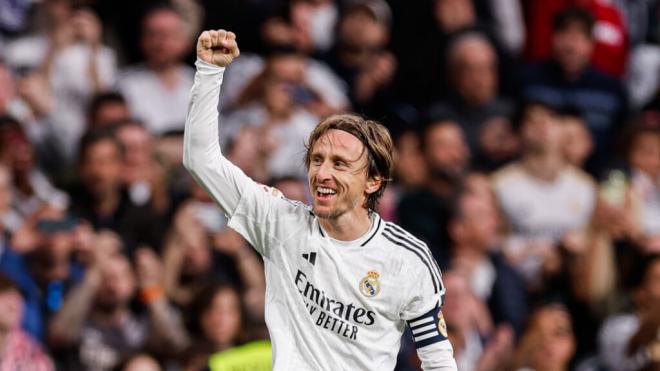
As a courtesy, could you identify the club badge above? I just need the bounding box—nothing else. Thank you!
[359,271,381,297]
[437,310,448,338]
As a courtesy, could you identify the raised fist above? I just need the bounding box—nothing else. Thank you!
[196,29,240,67]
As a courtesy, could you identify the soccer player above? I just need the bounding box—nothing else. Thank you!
[183,29,457,370]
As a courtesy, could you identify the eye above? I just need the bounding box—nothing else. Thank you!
[334,160,347,168]
[311,156,322,165]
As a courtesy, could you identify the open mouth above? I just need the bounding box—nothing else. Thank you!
[315,186,337,201]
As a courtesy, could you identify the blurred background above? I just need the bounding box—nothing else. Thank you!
[0,0,659,370]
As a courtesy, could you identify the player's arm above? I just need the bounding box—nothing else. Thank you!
[183,30,305,255]
[183,29,245,216]
[401,256,457,370]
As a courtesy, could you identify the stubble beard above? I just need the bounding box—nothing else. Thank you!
[313,193,361,221]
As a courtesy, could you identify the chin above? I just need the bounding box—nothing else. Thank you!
[313,205,343,220]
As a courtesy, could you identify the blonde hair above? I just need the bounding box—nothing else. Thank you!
[305,114,394,210]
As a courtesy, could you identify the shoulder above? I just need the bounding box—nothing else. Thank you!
[491,162,525,188]
[179,64,195,79]
[598,313,639,344]
[381,222,438,270]
[564,166,597,191]
[117,65,151,86]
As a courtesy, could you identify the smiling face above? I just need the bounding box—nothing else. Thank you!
[308,129,380,220]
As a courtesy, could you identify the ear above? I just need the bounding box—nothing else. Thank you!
[365,177,382,195]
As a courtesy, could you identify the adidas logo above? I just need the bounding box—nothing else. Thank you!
[302,252,317,265]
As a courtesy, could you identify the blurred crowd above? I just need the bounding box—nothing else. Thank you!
[0,0,659,370]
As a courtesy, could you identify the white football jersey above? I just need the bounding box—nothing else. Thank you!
[183,59,456,370]
[492,163,596,242]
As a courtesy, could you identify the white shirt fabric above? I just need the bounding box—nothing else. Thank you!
[6,37,118,161]
[50,43,117,160]
[598,313,641,371]
[492,163,596,284]
[493,163,596,241]
[117,64,194,134]
[630,170,660,236]
[183,59,456,371]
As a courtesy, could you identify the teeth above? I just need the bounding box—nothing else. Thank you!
[317,187,336,195]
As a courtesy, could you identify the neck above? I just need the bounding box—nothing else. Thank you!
[149,62,181,89]
[91,306,129,326]
[522,150,565,182]
[96,191,120,217]
[452,244,488,270]
[319,208,373,241]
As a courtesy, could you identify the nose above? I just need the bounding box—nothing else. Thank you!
[314,160,333,182]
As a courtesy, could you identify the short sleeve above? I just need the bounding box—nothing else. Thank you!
[400,253,447,349]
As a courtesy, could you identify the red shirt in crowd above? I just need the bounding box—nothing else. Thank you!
[525,0,629,78]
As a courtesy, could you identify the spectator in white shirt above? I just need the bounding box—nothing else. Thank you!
[492,101,597,287]
[117,5,194,134]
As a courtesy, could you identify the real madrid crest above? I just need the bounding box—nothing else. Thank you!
[437,310,448,338]
[359,271,381,297]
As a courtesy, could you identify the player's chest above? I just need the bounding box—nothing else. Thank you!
[281,238,406,321]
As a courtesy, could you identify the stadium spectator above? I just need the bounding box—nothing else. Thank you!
[393,130,428,191]
[519,7,628,174]
[223,50,321,180]
[560,108,594,169]
[69,128,164,254]
[117,5,193,134]
[49,248,188,371]
[87,92,131,128]
[0,273,54,371]
[392,0,500,108]
[261,0,338,55]
[513,303,576,371]
[0,116,69,227]
[183,283,248,371]
[323,0,396,118]
[114,120,170,213]
[598,254,660,371]
[492,102,597,289]
[6,2,117,162]
[525,0,629,78]
[397,119,469,266]
[0,211,86,342]
[448,188,528,335]
[162,196,265,320]
[625,123,660,252]
[441,270,515,371]
[428,33,514,157]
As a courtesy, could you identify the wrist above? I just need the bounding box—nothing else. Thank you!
[195,58,226,74]
[140,284,164,305]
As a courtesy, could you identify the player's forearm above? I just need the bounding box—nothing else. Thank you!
[183,58,245,215]
[183,58,225,170]
[417,341,458,371]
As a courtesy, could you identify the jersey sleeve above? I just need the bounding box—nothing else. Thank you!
[400,261,455,369]
[399,244,448,349]
[183,58,308,257]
